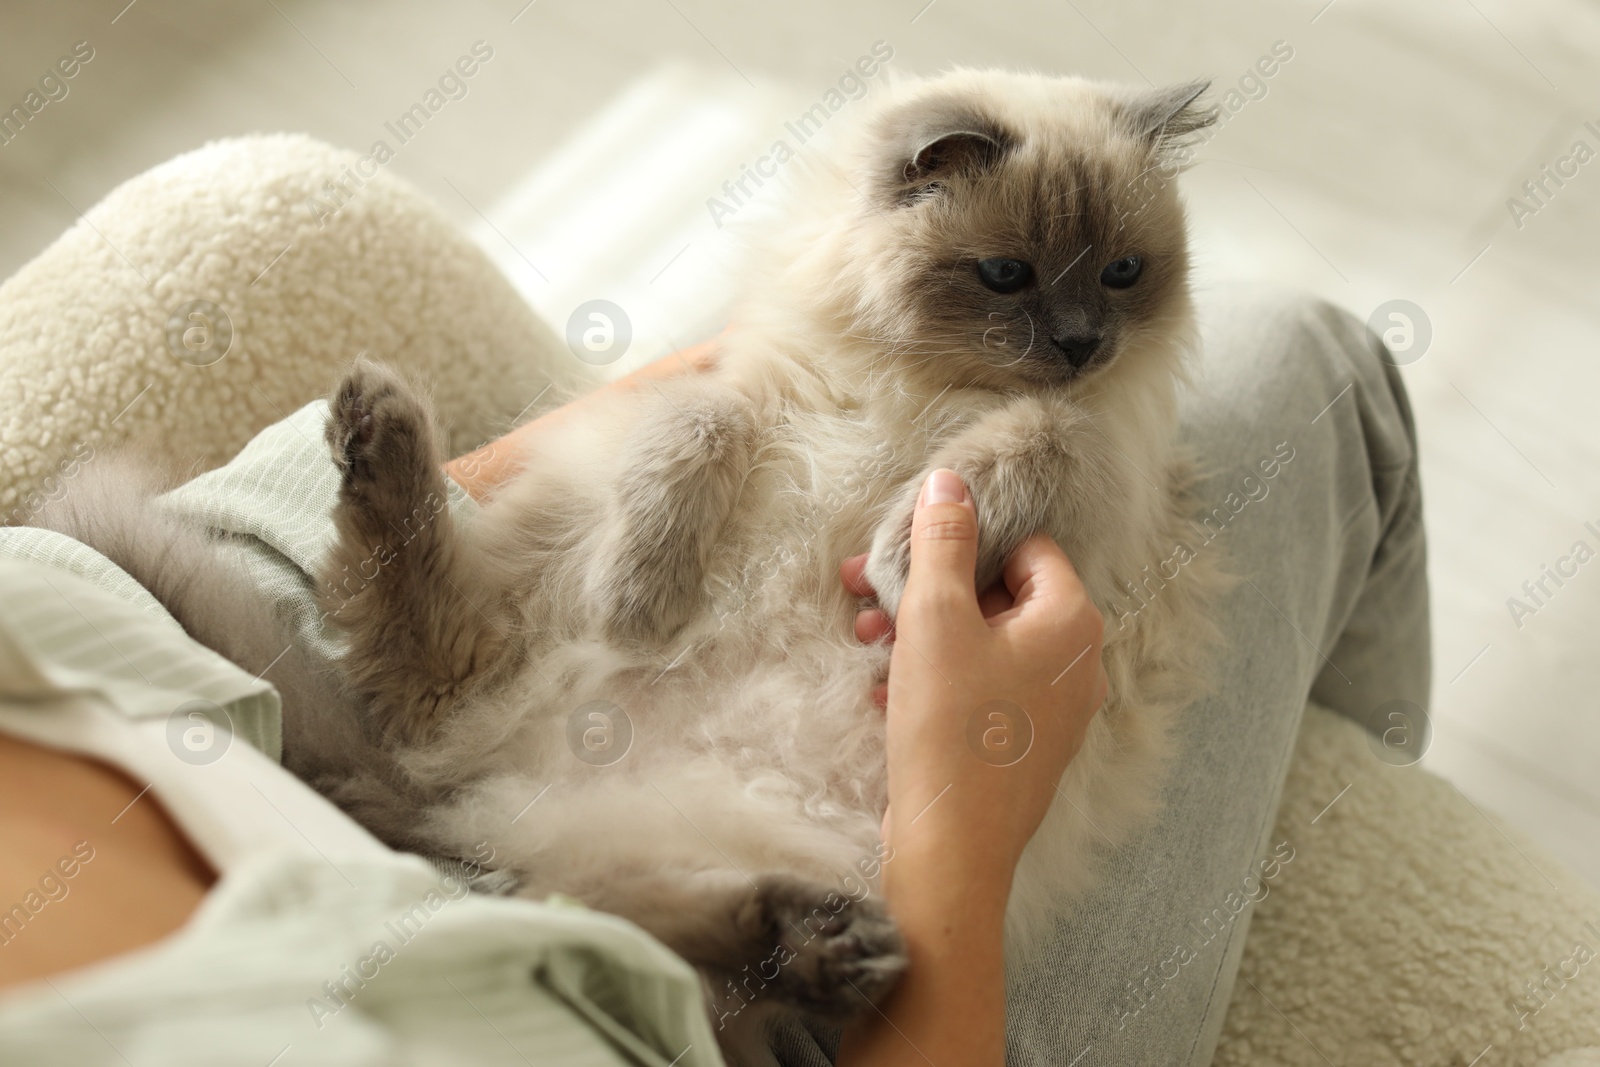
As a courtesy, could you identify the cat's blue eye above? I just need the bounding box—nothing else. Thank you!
[1100,256,1143,289]
[976,257,1034,294]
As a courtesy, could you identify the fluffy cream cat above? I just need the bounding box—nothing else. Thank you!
[40,68,1222,1063]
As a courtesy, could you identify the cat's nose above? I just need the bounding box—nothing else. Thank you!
[1053,333,1101,368]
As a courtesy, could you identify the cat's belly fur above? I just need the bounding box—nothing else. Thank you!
[444,548,894,866]
[421,489,1194,952]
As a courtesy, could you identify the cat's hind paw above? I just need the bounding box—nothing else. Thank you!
[738,874,906,1022]
[326,358,438,491]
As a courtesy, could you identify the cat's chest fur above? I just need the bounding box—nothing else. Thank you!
[692,379,996,647]
[513,377,1007,789]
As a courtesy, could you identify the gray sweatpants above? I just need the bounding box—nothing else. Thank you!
[774,285,1432,1066]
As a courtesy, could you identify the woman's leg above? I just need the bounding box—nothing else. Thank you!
[1002,284,1430,1066]
[770,284,1431,1065]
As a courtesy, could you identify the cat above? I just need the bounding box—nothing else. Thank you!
[35,68,1223,1062]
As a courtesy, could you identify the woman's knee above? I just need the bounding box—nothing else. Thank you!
[1191,284,1418,476]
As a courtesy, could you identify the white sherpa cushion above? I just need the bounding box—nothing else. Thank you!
[1216,704,1600,1066]
[0,134,593,522]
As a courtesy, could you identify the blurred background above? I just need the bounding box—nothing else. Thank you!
[1,0,1595,887]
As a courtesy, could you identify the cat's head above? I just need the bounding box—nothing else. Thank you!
[822,70,1213,391]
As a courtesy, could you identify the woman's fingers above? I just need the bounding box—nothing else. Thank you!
[1000,533,1085,612]
[853,589,1008,643]
[901,469,983,630]
[845,554,893,644]
[839,554,875,597]
[989,535,1106,694]
[976,582,1015,619]
[855,608,893,644]
[845,553,1009,622]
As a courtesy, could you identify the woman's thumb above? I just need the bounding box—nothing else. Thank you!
[904,469,982,619]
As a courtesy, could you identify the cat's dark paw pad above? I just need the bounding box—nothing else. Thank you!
[326,360,432,487]
[744,875,906,1020]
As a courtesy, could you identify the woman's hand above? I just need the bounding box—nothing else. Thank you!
[844,468,1107,876]
[838,468,1107,1067]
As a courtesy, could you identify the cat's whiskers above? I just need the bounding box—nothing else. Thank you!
[898,341,980,374]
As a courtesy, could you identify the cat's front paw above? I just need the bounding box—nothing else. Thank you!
[861,505,914,619]
[737,874,906,1021]
[863,461,1040,618]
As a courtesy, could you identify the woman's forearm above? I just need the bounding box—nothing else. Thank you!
[838,844,1011,1066]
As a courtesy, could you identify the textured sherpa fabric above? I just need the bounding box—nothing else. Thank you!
[1216,705,1600,1067]
[0,133,594,525]
[1,136,1596,1066]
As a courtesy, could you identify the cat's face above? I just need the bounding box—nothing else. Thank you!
[840,72,1213,392]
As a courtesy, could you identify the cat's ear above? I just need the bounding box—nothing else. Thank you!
[874,99,1013,204]
[905,129,1004,185]
[1116,80,1215,161]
